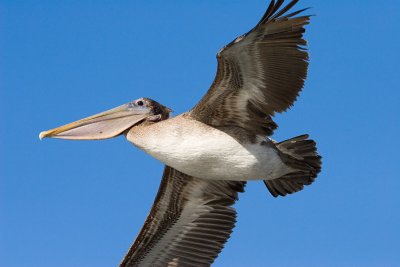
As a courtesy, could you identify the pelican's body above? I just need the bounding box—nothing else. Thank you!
[40,1,322,266]
[128,114,290,180]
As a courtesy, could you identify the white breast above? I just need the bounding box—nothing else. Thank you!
[127,117,289,181]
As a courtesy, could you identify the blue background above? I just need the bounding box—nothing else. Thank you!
[1,1,399,266]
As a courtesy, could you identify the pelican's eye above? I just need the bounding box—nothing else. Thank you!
[136,100,144,106]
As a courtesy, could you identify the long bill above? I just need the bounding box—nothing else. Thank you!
[39,103,151,140]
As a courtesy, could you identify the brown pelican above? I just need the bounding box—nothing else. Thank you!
[40,0,321,266]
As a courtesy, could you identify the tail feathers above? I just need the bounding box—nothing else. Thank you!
[264,134,322,197]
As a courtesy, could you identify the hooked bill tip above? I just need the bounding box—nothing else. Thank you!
[39,131,47,140]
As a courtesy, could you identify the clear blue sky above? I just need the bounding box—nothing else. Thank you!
[1,1,400,266]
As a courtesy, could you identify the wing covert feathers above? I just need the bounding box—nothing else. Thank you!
[120,166,245,267]
[191,0,310,136]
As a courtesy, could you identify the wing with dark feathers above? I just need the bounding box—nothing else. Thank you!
[120,166,246,267]
[191,0,310,136]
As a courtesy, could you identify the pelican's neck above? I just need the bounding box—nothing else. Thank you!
[126,117,174,150]
[126,115,197,160]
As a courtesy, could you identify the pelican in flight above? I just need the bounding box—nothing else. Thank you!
[40,0,321,266]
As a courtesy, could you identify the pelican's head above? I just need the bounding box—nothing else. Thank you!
[39,98,172,140]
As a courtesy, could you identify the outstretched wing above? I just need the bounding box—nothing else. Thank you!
[120,166,246,267]
[191,0,310,136]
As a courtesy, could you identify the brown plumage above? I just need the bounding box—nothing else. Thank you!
[191,0,310,137]
[120,166,245,267]
[265,134,321,197]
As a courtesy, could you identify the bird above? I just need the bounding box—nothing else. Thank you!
[39,0,321,266]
